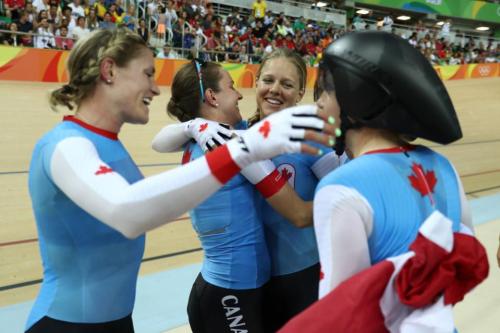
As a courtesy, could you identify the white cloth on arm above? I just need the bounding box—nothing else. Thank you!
[241,159,276,184]
[51,137,225,239]
[152,119,233,153]
[314,185,373,297]
[151,122,190,152]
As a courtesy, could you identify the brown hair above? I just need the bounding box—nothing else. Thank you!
[249,48,307,126]
[167,61,223,122]
[50,27,148,111]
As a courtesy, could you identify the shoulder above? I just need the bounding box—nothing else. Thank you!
[316,154,387,191]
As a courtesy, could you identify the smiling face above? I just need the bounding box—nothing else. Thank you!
[213,69,243,126]
[256,57,304,118]
[109,48,160,124]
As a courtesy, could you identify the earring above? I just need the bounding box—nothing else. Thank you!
[215,103,219,107]
[106,79,112,84]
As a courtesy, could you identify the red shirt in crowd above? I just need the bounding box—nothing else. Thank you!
[5,0,25,9]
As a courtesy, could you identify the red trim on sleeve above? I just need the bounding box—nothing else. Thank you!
[63,116,118,140]
[205,144,241,184]
[255,169,287,198]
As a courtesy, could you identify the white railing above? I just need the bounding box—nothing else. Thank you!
[210,0,347,27]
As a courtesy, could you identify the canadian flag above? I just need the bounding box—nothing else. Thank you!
[279,211,489,333]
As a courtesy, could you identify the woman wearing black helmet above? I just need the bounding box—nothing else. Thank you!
[282,31,489,331]
[312,30,475,293]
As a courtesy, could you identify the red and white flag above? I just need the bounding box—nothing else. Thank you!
[279,211,489,333]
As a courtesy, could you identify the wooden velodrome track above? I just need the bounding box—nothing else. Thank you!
[1,78,499,332]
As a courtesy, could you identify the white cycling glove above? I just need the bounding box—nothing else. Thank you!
[185,118,233,152]
[226,104,324,168]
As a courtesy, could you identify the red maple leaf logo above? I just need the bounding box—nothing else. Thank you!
[408,163,437,205]
[258,120,271,138]
[199,123,208,132]
[319,266,324,280]
[95,165,113,175]
[182,148,192,165]
[281,168,293,181]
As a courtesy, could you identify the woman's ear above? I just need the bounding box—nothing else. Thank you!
[204,88,219,107]
[99,57,115,84]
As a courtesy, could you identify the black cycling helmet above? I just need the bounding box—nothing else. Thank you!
[320,31,462,148]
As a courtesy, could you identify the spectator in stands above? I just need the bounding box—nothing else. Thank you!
[4,0,25,21]
[23,1,36,23]
[86,7,98,30]
[99,11,115,29]
[382,13,393,32]
[264,38,275,55]
[284,33,295,50]
[293,17,305,33]
[72,16,89,40]
[408,32,418,47]
[352,14,365,31]
[183,0,196,20]
[35,17,55,48]
[94,0,107,20]
[47,4,59,26]
[110,3,125,24]
[17,9,34,34]
[239,44,250,63]
[33,9,46,29]
[252,0,266,21]
[415,19,427,39]
[33,0,49,14]
[68,0,85,22]
[440,18,451,41]
[137,17,150,43]
[262,9,271,26]
[226,41,241,63]
[171,15,184,47]
[2,22,20,46]
[55,25,73,49]
[192,0,206,17]
[156,44,180,59]
[61,6,75,33]
[164,0,177,30]
[122,4,137,30]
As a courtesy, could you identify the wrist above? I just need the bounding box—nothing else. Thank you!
[225,137,254,169]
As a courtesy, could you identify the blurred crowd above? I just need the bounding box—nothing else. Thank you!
[0,0,498,65]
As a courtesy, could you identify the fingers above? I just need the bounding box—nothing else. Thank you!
[290,116,325,131]
[322,121,337,137]
[218,131,232,141]
[217,125,233,138]
[303,130,336,148]
[204,142,214,151]
[300,142,323,156]
[213,134,228,144]
[288,104,318,116]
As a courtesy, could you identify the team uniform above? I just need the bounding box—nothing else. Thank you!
[27,116,144,332]
[257,142,346,332]
[184,121,283,333]
[313,146,471,298]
